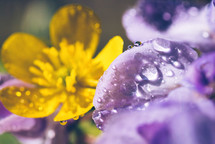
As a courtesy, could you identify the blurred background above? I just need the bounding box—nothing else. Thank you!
[0,0,137,54]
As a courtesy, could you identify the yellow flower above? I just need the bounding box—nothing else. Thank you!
[0,4,123,122]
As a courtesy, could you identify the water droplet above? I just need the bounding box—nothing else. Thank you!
[141,65,159,81]
[103,88,107,93]
[97,98,102,103]
[161,56,168,61]
[166,70,174,77]
[113,83,118,87]
[134,41,142,47]
[59,120,67,126]
[25,90,31,96]
[144,102,150,107]
[172,61,184,69]
[154,61,158,65]
[111,109,118,114]
[73,116,79,120]
[99,118,104,123]
[16,91,22,97]
[112,65,116,70]
[127,45,133,49]
[152,38,171,53]
[38,106,43,111]
[98,126,102,130]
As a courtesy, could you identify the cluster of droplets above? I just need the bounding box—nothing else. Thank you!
[5,86,46,113]
[93,38,198,129]
[127,41,143,50]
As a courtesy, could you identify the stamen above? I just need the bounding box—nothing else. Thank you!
[29,66,43,76]
[43,48,61,69]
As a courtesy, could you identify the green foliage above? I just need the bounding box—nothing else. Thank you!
[0,133,20,144]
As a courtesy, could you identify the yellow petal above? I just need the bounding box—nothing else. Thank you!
[0,86,61,118]
[94,36,124,70]
[50,4,101,56]
[54,88,95,121]
[1,33,47,83]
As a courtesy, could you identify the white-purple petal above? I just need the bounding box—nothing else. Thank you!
[184,52,215,95]
[96,88,215,144]
[122,1,215,53]
[93,38,197,129]
[0,115,35,134]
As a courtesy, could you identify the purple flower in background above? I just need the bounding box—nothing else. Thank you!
[96,87,215,144]
[93,38,198,129]
[185,52,215,96]
[122,0,215,53]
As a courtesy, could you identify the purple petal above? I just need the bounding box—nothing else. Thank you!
[0,101,11,119]
[96,88,215,144]
[93,38,197,129]
[185,52,215,95]
[208,0,215,31]
[122,1,215,53]
[0,115,35,134]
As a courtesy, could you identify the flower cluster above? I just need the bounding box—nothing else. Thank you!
[92,0,215,143]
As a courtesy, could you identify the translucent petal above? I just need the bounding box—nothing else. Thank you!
[0,86,61,118]
[1,33,47,83]
[94,36,124,70]
[50,4,101,56]
[54,88,95,121]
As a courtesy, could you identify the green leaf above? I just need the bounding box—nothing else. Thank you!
[78,120,101,137]
[0,133,20,144]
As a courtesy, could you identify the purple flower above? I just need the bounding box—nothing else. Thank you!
[93,38,198,129]
[122,0,215,53]
[96,87,215,144]
[184,52,215,95]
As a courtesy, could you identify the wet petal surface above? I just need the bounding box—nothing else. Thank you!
[93,38,198,129]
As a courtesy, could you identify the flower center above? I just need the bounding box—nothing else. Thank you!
[28,41,104,97]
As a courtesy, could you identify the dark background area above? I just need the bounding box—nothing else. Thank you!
[0,0,137,54]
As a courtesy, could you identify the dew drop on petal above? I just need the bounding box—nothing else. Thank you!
[134,41,142,47]
[97,98,102,103]
[166,70,174,77]
[16,91,22,97]
[152,38,171,53]
[59,120,67,126]
[73,116,79,120]
[128,45,133,49]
